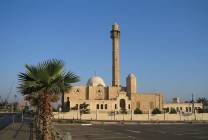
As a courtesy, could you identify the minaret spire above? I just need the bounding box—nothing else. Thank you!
[111,23,120,87]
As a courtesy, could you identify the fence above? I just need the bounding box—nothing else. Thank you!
[53,111,208,121]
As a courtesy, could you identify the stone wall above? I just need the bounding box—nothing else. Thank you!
[131,93,164,113]
[53,111,208,121]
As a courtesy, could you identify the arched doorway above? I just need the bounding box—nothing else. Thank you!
[120,99,126,110]
[66,97,70,111]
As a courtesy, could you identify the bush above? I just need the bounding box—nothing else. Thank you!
[134,108,143,114]
[203,108,208,113]
[163,108,169,113]
[71,104,78,110]
[52,107,58,112]
[197,108,208,113]
[120,108,127,114]
[152,108,161,114]
[169,108,177,114]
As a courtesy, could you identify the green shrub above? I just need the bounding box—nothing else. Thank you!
[197,108,208,113]
[134,108,143,114]
[163,108,169,113]
[169,108,177,114]
[120,108,127,114]
[152,108,161,114]
[71,104,78,110]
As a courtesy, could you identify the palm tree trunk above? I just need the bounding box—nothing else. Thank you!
[61,91,64,112]
[37,100,43,138]
[40,92,52,140]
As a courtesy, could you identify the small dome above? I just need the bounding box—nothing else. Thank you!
[128,73,136,78]
[87,76,106,87]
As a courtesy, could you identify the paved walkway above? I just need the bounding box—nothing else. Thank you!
[0,118,34,140]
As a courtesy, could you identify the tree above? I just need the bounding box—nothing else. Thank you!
[196,97,208,109]
[134,108,143,114]
[152,108,161,114]
[79,102,90,115]
[18,59,79,140]
[79,102,90,120]
[169,108,177,114]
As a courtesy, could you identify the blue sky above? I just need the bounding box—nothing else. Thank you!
[0,0,208,102]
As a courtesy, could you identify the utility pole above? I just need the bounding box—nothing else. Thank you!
[192,93,195,113]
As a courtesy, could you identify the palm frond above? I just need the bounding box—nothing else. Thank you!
[64,71,80,85]
[46,59,64,77]
[18,58,79,97]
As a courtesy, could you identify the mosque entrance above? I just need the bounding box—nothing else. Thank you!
[120,99,126,110]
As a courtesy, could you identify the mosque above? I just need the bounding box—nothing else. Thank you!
[64,23,164,114]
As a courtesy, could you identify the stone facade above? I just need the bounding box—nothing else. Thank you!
[64,23,164,114]
[164,98,202,113]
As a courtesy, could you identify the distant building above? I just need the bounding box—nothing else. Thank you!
[164,97,202,113]
[64,23,164,114]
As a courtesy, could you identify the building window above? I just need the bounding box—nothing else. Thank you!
[115,104,117,109]
[189,107,191,112]
[180,107,182,110]
[186,107,188,112]
[76,104,79,109]
[101,104,103,109]
[105,104,107,109]
[97,104,99,109]
[128,104,131,109]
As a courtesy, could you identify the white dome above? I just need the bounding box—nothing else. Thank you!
[128,73,136,78]
[87,76,106,87]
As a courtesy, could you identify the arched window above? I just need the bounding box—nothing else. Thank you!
[120,99,126,110]
[105,104,107,109]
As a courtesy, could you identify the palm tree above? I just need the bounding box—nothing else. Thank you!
[18,59,79,140]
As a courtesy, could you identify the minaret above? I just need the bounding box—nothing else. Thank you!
[111,23,120,87]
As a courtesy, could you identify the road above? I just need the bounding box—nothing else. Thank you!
[0,113,21,130]
[0,113,34,140]
[55,123,208,140]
